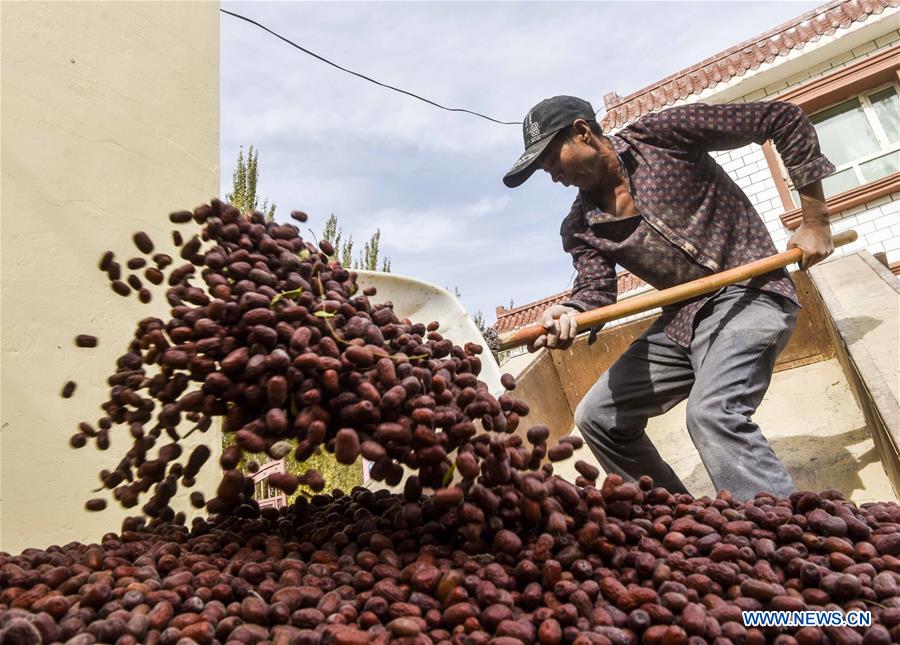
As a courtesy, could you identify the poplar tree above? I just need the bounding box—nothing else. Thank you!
[227,145,276,221]
[321,215,391,273]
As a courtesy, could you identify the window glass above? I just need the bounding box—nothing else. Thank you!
[860,150,899,182]
[869,87,900,143]
[821,167,860,198]
[811,97,881,167]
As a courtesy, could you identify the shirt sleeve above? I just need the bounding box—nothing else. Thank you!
[635,101,835,189]
[559,239,618,313]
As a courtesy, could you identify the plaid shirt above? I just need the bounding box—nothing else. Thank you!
[560,101,835,347]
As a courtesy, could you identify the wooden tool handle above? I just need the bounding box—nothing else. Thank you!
[497,230,857,351]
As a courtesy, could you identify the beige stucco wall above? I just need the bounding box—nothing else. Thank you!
[1,2,220,554]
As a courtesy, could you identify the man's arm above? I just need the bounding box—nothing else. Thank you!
[637,101,833,182]
[530,243,617,352]
[637,101,836,269]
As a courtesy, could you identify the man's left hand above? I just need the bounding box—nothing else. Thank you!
[787,220,834,270]
[791,180,834,270]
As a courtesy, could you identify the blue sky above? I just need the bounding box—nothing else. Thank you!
[220,1,821,324]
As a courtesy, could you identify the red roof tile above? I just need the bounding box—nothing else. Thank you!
[600,0,895,130]
[492,271,647,334]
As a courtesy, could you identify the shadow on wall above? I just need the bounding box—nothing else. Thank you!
[682,426,878,501]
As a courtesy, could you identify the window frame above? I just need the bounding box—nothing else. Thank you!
[758,43,900,230]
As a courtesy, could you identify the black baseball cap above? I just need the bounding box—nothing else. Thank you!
[503,96,597,188]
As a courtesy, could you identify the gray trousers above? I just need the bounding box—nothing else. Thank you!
[574,286,798,501]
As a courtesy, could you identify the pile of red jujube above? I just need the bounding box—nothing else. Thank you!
[1,201,898,644]
[2,484,899,644]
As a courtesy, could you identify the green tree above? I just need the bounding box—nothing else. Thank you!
[357,229,390,272]
[227,145,276,221]
[472,310,486,334]
[322,214,355,267]
[321,214,391,273]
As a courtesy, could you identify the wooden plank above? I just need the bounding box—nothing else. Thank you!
[811,252,900,497]
[512,350,575,445]
[774,271,836,372]
[551,317,654,413]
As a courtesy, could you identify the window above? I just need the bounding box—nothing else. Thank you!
[784,84,900,207]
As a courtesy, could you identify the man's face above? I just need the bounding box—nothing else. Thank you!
[537,125,603,192]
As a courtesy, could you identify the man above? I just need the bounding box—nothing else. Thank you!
[503,96,835,501]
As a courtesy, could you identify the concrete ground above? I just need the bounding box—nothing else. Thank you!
[552,357,896,505]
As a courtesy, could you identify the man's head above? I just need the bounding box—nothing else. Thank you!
[503,96,607,191]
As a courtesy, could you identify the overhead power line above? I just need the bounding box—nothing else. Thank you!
[220,8,522,126]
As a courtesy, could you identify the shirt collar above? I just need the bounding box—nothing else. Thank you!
[610,133,631,156]
[576,134,632,225]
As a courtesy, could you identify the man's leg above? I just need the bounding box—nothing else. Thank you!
[685,286,798,501]
[574,319,695,494]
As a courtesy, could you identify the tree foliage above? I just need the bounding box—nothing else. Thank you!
[227,145,276,221]
[322,214,354,267]
[321,214,391,272]
[360,229,391,272]
[472,310,486,334]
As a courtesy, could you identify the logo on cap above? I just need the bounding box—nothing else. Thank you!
[526,113,541,145]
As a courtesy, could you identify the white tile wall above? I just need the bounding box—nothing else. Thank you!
[735,164,758,179]
[867,228,893,244]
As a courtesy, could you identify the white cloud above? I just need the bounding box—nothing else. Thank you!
[360,194,512,253]
[373,207,460,253]
[465,196,510,218]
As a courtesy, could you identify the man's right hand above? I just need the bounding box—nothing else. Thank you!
[528,305,580,352]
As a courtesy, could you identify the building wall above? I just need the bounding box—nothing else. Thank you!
[1,2,220,553]
[707,29,900,265]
